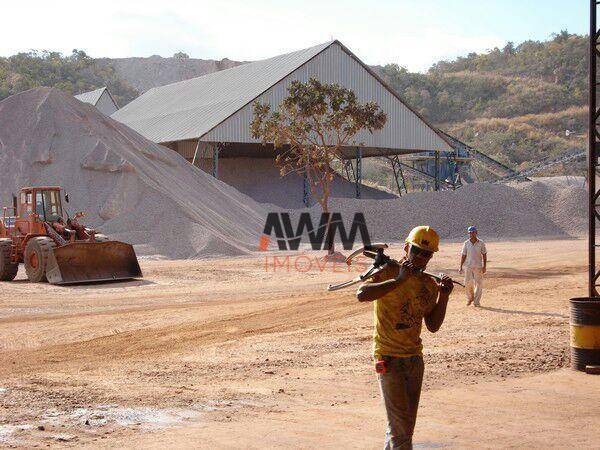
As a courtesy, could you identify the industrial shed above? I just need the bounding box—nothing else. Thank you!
[75,87,119,116]
[112,40,454,207]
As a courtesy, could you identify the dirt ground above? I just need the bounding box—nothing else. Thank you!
[1,239,599,448]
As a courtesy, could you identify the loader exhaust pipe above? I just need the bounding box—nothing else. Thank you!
[45,241,142,285]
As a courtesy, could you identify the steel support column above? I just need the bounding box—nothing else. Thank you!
[390,157,403,196]
[191,139,201,167]
[589,0,600,296]
[355,148,362,199]
[398,162,407,194]
[212,145,219,179]
[446,152,457,190]
[386,155,407,196]
[434,151,440,191]
[343,160,355,182]
[303,168,310,207]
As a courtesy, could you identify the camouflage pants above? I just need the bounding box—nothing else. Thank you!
[377,355,424,450]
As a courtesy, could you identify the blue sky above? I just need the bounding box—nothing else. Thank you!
[0,0,588,72]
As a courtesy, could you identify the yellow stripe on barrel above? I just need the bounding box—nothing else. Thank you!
[570,324,600,349]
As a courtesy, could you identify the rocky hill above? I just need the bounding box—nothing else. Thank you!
[96,55,244,93]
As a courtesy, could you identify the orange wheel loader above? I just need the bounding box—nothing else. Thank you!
[0,186,142,284]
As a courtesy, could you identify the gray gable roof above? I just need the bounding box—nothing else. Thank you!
[112,41,453,153]
[74,87,107,106]
[112,42,331,143]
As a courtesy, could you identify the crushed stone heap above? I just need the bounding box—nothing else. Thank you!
[0,87,267,258]
[290,177,586,244]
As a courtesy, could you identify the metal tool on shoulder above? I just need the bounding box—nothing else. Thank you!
[327,243,464,291]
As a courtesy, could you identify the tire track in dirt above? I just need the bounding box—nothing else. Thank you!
[0,290,362,376]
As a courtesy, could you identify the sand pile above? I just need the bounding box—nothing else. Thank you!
[290,178,586,244]
[0,87,267,258]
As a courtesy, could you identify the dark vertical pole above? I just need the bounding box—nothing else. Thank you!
[355,148,362,198]
[303,168,310,207]
[345,159,355,181]
[590,0,598,297]
[434,151,440,191]
[191,139,201,167]
[212,144,219,178]
[448,153,457,190]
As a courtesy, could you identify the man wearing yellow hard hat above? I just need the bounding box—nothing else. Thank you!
[357,226,453,449]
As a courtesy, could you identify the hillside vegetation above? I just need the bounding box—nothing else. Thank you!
[0,32,588,179]
[377,31,587,178]
[0,50,139,107]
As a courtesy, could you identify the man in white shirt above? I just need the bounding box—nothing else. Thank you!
[459,226,487,306]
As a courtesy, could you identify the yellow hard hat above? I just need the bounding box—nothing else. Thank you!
[405,226,440,252]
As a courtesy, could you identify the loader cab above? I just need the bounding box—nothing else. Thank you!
[19,187,64,222]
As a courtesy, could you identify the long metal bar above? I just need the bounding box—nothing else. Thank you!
[355,148,362,199]
[434,151,440,191]
[191,139,201,167]
[213,144,219,178]
[394,159,454,187]
[303,167,310,207]
[497,149,585,183]
[398,164,408,194]
[590,0,598,297]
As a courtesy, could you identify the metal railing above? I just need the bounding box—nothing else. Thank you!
[495,149,586,183]
[1,207,17,237]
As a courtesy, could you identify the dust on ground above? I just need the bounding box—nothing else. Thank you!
[0,239,598,448]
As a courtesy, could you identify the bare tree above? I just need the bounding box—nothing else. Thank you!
[251,77,387,256]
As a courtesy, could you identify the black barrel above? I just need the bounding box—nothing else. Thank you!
[569,297,600,371]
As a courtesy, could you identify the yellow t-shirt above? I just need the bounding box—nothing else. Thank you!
[361,263,439,358]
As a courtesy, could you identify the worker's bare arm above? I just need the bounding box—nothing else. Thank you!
[459,254,466,273]
[357,279,398,302]
[356,262,407,302]
[482,253,487,273]
[424,276,453,332]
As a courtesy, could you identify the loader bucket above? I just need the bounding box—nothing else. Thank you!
[45,241,142,285]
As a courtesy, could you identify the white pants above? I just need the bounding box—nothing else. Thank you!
[465,267,484,305]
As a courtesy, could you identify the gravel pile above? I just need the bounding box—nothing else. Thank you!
[0,88,266,258]
[512,177,587,238]
[0,88,585,260]
[290,178,586,244]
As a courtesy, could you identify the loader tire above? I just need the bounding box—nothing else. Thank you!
[0,239,18,281]
[24,237,56,283]
[94,233,109,242]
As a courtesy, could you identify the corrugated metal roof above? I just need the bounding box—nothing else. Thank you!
[111,41,453,153]
[74,87,107,106]
[112,42,332,143]
[200,42,453,153]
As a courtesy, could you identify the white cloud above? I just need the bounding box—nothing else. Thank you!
[0,0,505,71]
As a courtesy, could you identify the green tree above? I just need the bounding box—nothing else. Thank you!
[251,77,387,255]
